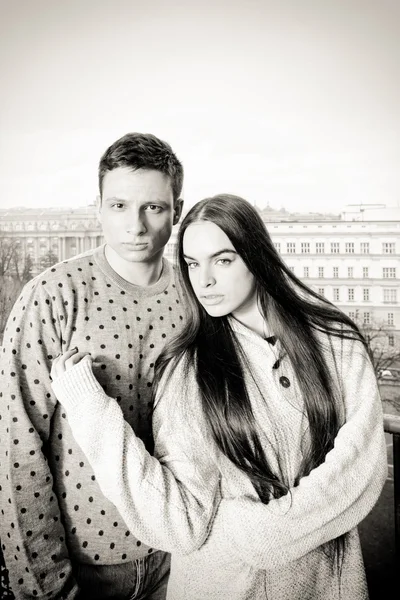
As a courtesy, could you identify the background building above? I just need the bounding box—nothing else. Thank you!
[0,206,103,270]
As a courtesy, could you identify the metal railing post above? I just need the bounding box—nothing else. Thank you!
[384,413,400,562]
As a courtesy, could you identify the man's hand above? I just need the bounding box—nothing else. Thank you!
[51,347,91,380]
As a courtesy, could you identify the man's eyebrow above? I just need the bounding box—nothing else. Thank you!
[183,249,237,260]
[104,197,170,206]
[103,196,125,203]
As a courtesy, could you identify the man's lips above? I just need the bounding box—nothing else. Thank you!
[122,242,148,248]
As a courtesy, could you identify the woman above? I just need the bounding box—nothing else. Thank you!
[51,194,387,599]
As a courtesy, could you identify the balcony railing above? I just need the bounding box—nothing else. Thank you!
[384,413,400,561]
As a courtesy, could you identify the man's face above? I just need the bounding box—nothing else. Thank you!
[98,167,182,266]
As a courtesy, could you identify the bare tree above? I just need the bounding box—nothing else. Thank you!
[356,319,400,377]
[0,235,19,277]
[0,276,25,345]
[39,250,59,272]
[0,234,33,344]
[13,249,34,284]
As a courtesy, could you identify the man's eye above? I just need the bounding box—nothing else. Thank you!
[145,205,162,212]
[111,203,124,210]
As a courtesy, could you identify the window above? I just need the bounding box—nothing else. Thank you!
[301,242,310,254]
[333,266,339,278]
[389,335,394,347]
[274,242,281,253]
[333,288,340,302]
[382,242,395,254]
[383,268,396,279]
[331,242,340,254]
[287,242,296,254]
[303,266,309,278]
[363,312,370,325]
[348,288,354,301]
[345,242,354,254]
[318,267,324,278]
[360,242,369,254]
[363,288,370,301]
[289,266,295,274]
[388,313,394,326]
[347,267,354,278]
[383,289,397,303]
[362,267,369,278]
[316,243,325,254]
[348,311,356,321]
[318,288,325,297]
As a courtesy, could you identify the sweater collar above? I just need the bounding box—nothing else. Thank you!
[228,315,276,345]
[93,244,173,298]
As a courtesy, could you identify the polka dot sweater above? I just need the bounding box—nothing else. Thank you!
[0,245,185,599]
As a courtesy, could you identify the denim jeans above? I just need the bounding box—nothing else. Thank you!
[74,551,170,600]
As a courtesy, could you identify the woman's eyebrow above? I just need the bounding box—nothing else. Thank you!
[183,249,237,260]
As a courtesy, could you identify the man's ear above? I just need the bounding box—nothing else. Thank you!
[173,198,184,225]
[96,195,102,224]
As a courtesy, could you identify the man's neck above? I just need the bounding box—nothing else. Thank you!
[104,245,164,287]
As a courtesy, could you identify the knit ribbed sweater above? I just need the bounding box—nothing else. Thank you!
[0,245,185,599]
[50,318,387,600]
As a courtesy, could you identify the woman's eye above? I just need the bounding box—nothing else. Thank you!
[187,262,198,270]
[217,258,231,266]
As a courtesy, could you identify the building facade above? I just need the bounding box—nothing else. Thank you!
[0,206,103,269]
[265,217,399,338]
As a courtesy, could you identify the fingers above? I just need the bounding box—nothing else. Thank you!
[51,348,92,380]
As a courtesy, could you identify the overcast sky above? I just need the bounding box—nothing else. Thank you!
[0,0,399,214]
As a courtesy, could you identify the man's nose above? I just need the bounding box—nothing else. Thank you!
[126,210,147,235]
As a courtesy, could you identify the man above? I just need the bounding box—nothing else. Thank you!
[0,133,184,599]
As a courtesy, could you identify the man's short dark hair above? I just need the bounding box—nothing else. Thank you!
[98,132,184,202]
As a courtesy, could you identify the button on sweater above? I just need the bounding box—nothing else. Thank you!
[0,245,185,599]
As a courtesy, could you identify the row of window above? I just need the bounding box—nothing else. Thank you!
[1,221,99,231]
[314,287,397,305]
[298,266,397,279]
[345,311,395,329]
[6,236,87,245]
[275,242,396,255]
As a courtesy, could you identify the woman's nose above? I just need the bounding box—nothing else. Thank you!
[199,269,216,288]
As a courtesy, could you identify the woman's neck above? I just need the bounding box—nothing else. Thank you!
[231,300,267,338]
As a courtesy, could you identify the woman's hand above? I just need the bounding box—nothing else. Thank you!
[51,347,91,380]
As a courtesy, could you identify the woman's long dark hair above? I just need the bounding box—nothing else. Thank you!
[155,194,366,551]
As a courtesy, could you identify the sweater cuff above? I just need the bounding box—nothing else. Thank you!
[51,356,107,412]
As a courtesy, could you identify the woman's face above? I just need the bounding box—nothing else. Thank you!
[182,221,257,319]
